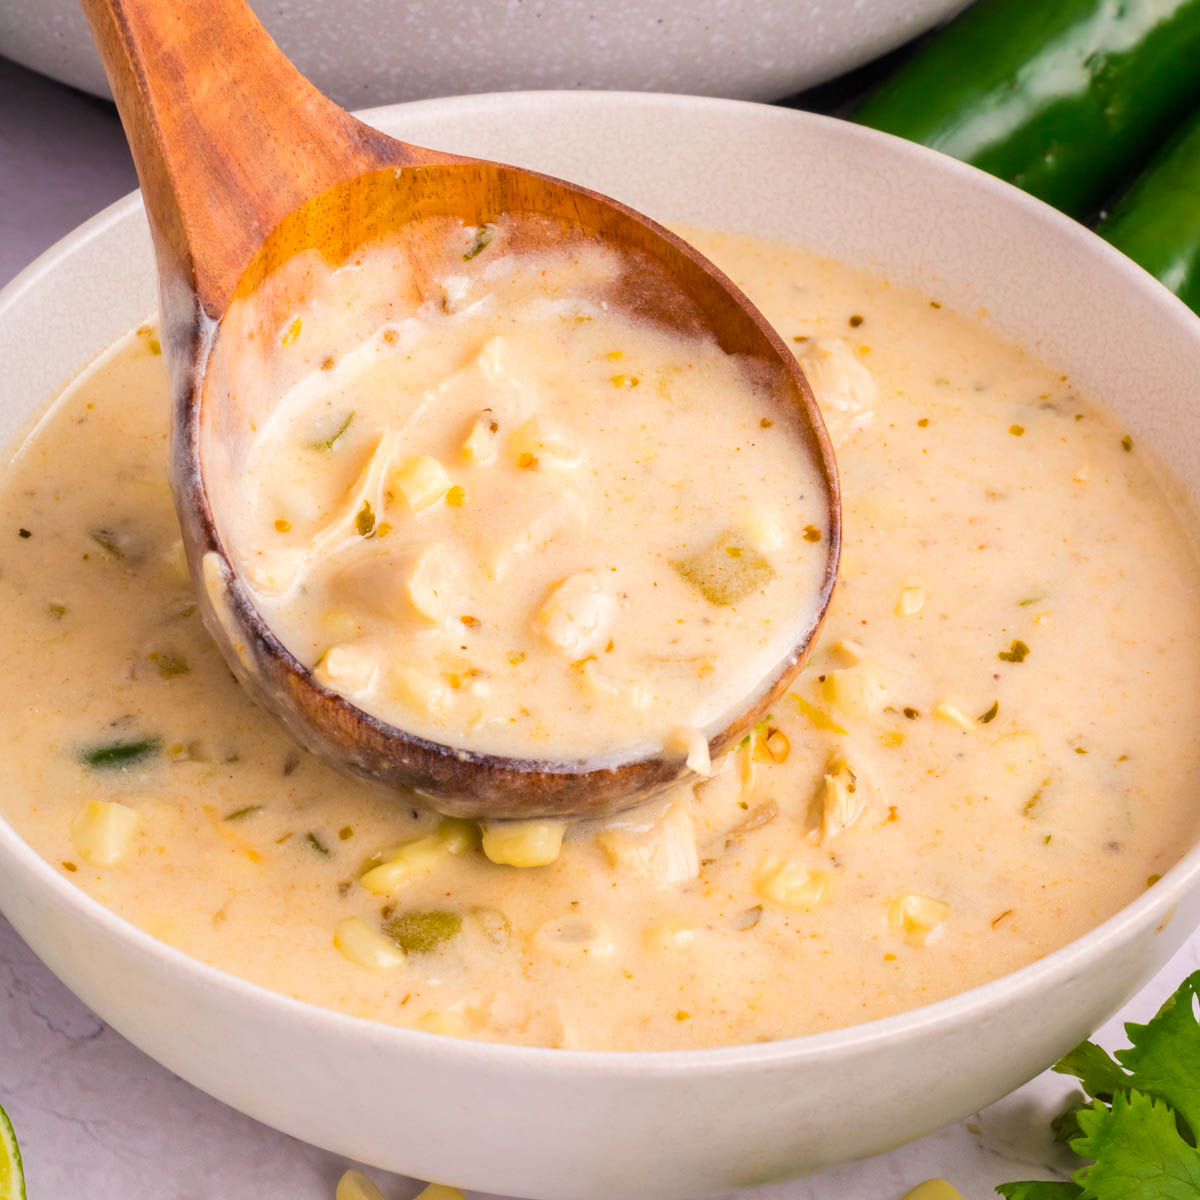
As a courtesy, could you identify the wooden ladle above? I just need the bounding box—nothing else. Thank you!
[81,0,841,820]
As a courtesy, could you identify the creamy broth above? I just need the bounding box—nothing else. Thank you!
[2,229,1199,1050]
[213,222,828,763]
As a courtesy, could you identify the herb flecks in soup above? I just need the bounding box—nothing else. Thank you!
[2,229,1198,1051]
[209,220,829,762]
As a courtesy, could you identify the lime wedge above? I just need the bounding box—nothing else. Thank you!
[0,1103,25,1200]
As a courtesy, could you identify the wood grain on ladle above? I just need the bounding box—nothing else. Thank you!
[81,0,840,819]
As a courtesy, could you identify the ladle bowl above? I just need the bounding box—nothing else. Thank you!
[82,0,840,818]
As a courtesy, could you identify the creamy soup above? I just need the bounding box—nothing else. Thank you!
[212,221,828,763]
[2,229,1199,1051]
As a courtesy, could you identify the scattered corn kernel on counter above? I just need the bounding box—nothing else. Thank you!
[1,228,1198,1050]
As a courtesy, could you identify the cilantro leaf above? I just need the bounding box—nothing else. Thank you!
[1072,1090,1200,1199]
[996,1182,1081,1198]
[1054,1041,1129,1102]
[997,971,1200,1200]
[1050,1095,1090,1146]
[1114,972,1200,1140]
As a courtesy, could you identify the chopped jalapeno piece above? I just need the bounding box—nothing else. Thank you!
[673,530,775,606]
[224,805,263,822]
[999,639,1030,663]
[383,909,463,954]
[355,500,375,538]
[148,650,190,678]
[89,527,127,559]
[462,224,495,260]
[80,737,162,770]
[310,411,354,453]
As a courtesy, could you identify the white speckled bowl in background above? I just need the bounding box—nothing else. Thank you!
[0,0,965,107]
[2,94,1200,1200]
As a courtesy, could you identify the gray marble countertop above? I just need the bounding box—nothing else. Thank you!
[3,51,1199,1200]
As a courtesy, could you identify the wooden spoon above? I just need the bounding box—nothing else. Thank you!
[81,0,840,820]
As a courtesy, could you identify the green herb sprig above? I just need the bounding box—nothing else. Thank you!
[79,737,161,770]
[997,971,1200,1198]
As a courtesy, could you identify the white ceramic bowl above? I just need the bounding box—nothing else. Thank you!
[3,93,1200,1200]
[0,0,964,108]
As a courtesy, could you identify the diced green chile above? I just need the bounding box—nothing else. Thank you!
[673,530,775,606]
[384,909,463,954]
[310,411,354,453]
[224,805,263,822]
[148,650,190,678]
[463,224,495,260]
[80,737,162,770]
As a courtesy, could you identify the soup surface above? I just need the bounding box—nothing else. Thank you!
[211,220,829,762]
[2,229,1199,1050]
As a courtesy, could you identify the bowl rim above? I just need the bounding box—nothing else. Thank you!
[3,88,1199,1077]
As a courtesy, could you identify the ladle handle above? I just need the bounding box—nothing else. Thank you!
[79,0,418,321]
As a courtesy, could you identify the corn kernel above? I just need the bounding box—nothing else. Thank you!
[481,819,565,867]
[992,730,1039,769]
[391,455,451,512]
[739,506,787,551]
[666,725,712,777]
[533,914,615,957]
[70,799,138,866]
[245,548,302,595]
[313,643,377,694]
[435,817,479,855]
[830,638,867,665]
[821,661,888,716]
[445,485,466,507]
[414,1176,468,1196]
[643,920,698,950]
[895,584,925,617]
[390,665,451,715]
[333,917,406,970]
[509,415,581,469]
[738,736,757,793]
[889,893,950,944]
[754,854,833,910]
[359,837,446,894]
[934,701,976,731]
[765,729,790,763]
[751,727,774,763]
[575,657,622,701]
[899,1181,964,1200]
[461,416,498,463]
[336,1170,388,1200]
[790,694,847,734]
[415,1011,474,1038]
[320,608,362,640]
